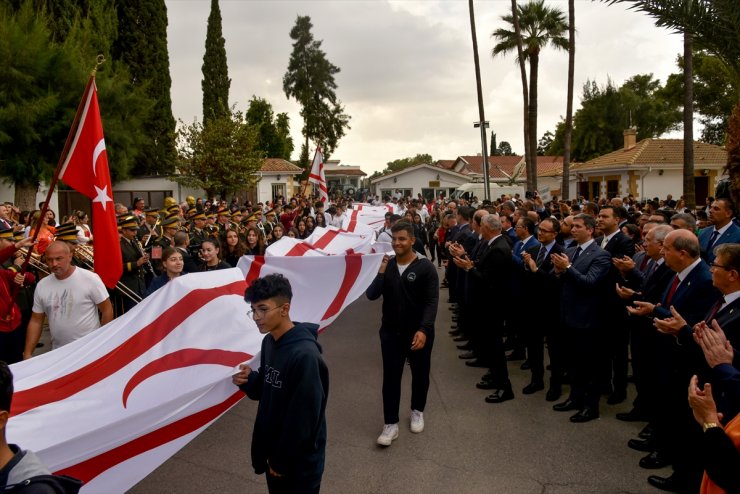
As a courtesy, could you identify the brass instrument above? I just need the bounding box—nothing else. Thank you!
[143,216,161,247]
[16,247,50,276]
[73,244,143,304]
[133,238,155,277]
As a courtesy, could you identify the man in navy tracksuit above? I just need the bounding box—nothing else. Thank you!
[366,221,438,447]
[233,274,329,494]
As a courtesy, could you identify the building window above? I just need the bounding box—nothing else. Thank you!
[590,182,600,201]
[606,180,619,199]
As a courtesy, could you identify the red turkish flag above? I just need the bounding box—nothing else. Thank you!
[58,80,122,288]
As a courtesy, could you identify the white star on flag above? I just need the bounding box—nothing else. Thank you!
[92,185,113,211]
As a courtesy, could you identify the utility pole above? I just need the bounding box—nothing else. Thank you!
[468,0,491,201]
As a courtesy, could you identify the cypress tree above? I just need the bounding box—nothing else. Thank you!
[201,0,230,123]
[112,0,177,175]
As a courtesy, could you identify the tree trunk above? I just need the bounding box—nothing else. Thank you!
[510,0,531,192]
[562,0,575,200]
[683,33,695,210]
[528,52,539,193]
[726,102,740,208]
[14,182,39,212]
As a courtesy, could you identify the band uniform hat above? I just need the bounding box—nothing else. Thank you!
[161,214,180,229]
[145,208,159,218]
[167,204,181,214]
[264,208,276,217]
[0,228,14,240]
[206,212,216,220]
[230,210,243,219]
[117,215,139,230]
[191,211,207,221]
[244,213,259,223]
[217,208,230,217]
[54,223,79,243]
[12,230,24,242]
[186,207,198,219]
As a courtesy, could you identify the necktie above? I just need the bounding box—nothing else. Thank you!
[665,275,680,306]
[640,255,649,271]
[706,297,725,322]
[708,229,721,248]
[645,259,656,279]
[601,236,609,248]
[571,246,582,263]
[536,245,548,266]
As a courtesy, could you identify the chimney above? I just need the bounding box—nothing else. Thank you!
[623,127,637,150]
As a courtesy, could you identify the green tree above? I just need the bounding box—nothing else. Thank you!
[283,15,350,169]
[498,141,515,156]
[493,0,568,192]
[562,0,575,199]
[0,2,151,209]
[384,154,433,173]
[201,0,230,123]
[490,131,498,156]
[537,130,554,155]
[175,109,262,199]
[245,96,294,160]
[112,0,176,175]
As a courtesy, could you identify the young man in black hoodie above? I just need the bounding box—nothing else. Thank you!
[233,274,329,494]
[0,362,82,493]
[367,221,439,447]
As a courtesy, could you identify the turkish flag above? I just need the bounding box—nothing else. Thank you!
[58,80,122,288]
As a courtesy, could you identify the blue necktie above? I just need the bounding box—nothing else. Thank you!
[571,246,582,263]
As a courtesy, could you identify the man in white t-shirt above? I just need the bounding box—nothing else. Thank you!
[23,241,113,357]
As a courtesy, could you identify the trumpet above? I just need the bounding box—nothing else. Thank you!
[15,247,50,276]
[73,244,143,304]
[133,238,155,277]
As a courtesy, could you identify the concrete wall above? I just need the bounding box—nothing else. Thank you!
[1,181,60,215]
[255,174,297,205]
[113,176,204,203]
[373,167,468,198]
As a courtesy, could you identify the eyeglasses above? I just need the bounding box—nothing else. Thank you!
[711,262,734,271]
[247,305,284,319]
[538,228,555,234]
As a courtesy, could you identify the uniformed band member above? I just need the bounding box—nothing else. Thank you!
[138,208,161,246]
[117,215,148,316]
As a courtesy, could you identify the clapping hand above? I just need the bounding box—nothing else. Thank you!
[653,305,686,334]
[693,320,734,368]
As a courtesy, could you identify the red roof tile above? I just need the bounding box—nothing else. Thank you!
[260,158,303,173]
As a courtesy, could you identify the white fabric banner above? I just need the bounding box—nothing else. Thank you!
[264,226,391,256]
[9,247,384,492]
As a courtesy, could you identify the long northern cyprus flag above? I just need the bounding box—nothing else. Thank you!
[308,146,328,203]
[9,248,385,492]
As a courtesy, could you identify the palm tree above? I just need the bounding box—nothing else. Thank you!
[493,0,568,193]
[562,0,575,200]
[609,0,740,205]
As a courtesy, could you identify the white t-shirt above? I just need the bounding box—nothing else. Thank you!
[33,267,109,349]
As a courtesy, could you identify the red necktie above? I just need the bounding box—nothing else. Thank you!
[665,276,680,306]
[706,298,725,322]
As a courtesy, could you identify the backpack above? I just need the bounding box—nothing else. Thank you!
[3,475,83,494]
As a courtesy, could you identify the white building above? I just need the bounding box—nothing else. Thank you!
[370,163,470,200]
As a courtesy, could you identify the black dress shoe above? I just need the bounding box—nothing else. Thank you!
[485,388,514,403]
[458,351,477,360]
[639,451,671,469]
[616,409,649,422]
[465,358,488,368]
[647,475,685,493]
[606,390,627,405]
[449,328,463,336]
[519,360,531,370]
[569,408,599,423]
[545,386,561,402]
[453,335,468,342]
[522,382,544,395]
[553,399,580,412]
[480,372,493,382]
[506,351,526,361]
[627,438,654,452]
[456,343,473,351]
[476,380,497,390]
[639,424,654,439]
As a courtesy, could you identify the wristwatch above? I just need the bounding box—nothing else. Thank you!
[703,422,720,432]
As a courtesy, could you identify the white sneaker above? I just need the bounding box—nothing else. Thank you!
[376,423,399,446]
[410,410,424,433]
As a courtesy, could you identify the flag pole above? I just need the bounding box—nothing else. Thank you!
[301,143,320,198]
[6,56,105,311]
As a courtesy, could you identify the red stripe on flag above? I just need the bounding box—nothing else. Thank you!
[284,230,339,256]
[284,242,314,257]
[321,255,363,320]
[11,280,247,416]
[347,210,359,232]
[55,391,244,483]
[122,349,252,407]
[244,256,265,286]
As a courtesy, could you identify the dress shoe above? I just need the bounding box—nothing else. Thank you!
[519,360,531,370]
[449,328,463,336]
[545,386,561,402]
[606,390,627,405]
[553,399,580,412]
[569,408,599,423]
[476,380,498,390]
[453,335,467,342]
[451,316,459,322]
[485,388,514,403]
[480,372,493,382]
[639,424,654,439]
[506,351,526,361]
[458,351,477,360]
[616,409,649,422]
[465,358,488,368]
[627,438,654,452]
[639,451,671,469]
[456,343,474,351]
[522,382,544,395]
[647,475,687,493]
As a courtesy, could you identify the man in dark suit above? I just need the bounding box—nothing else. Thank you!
[551,214,612,423]
[453,214,514,403]
[521,217,565,400]
[508,217,542,361]
[117,215,148,316]
[628,229,720,491]
[698,198,740,264]
[500,214,517,247]
[595,205,636,404]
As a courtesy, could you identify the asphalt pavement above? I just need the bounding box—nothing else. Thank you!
[130,265,668,493]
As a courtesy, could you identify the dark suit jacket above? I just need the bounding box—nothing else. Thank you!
[556,242,613,330]
[596,231,636,260]
[653,261,719,326]
[468,235,512,312]
[524,242,564,316]
[512,236,541,266]
[699,223,740,264]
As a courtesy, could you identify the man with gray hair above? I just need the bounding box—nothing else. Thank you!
[670,212,696,232]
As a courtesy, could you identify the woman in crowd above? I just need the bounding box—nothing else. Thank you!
[199,238,230,271]
[244,226,266,255]
[27,210,55,254]
[269,224,285,245]
[296,218,309,239]
[146,247,185,296]
[287,227,299,238]
[305,215,316,235]
[223,229,247,267]
[315,213,327,229]
[621,223,642,249]
[73,210,93,244]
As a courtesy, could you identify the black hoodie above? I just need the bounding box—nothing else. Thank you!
[239,322,329,479]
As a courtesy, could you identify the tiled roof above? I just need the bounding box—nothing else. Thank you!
[434,160,457,170]
[325,168,367,177]
[572,139,727,171]
[457,155,563,180]
[457,155,522,175]
[260,158,303,173]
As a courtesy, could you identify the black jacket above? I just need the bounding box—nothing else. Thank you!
[240,323,328,479]
[366,254,439,338]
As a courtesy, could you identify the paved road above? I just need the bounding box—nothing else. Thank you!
[131,266,668,493]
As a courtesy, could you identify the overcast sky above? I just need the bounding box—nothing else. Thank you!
[165,0,684,174]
